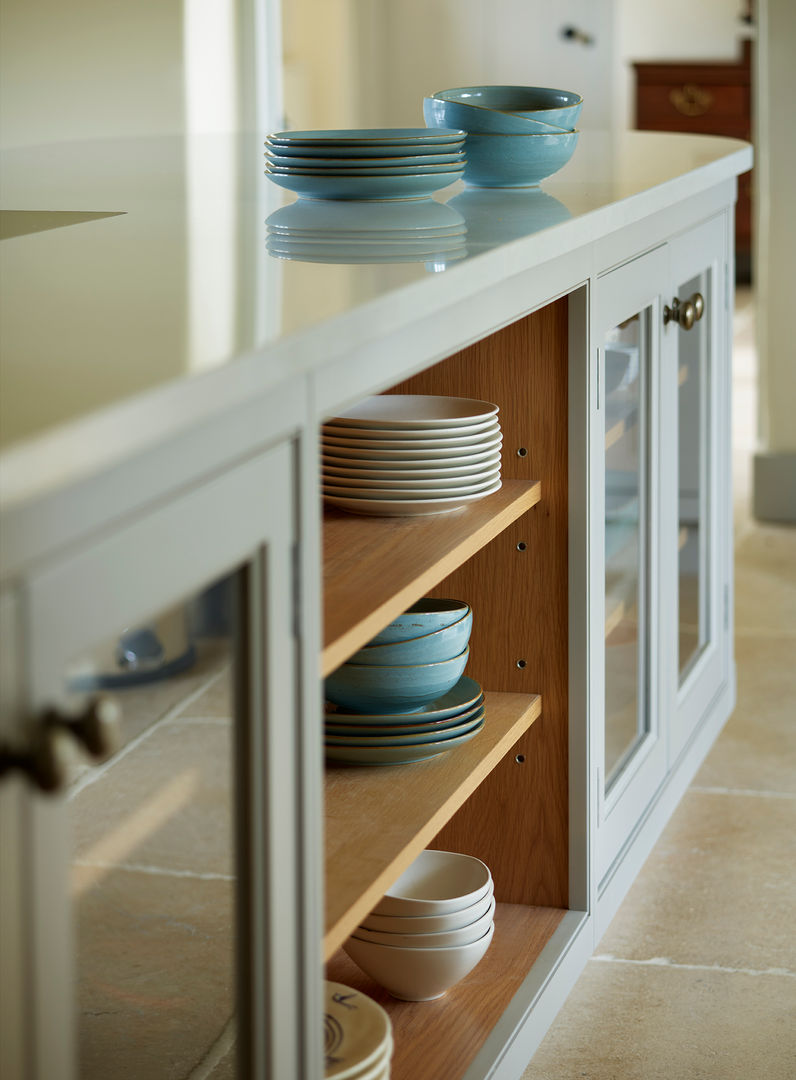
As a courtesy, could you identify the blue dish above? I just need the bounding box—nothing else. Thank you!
[461,130,579,188]
[266,169,463,200]
[350,609,472,665]
[266,150,465,168]
[325,679,482,724]
[324,647,469,713]
[370,599,471,644]
[265,140,465,159]
[266,198,465,234]
[430,87,582,130]
[267,161,463,177]
[324,708,485,746]
[424,97,568,135]
[268,127,466,146]
[325,697,485,735]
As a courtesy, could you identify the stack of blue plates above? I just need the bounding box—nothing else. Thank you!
[325,676,484,765]
[265,128,466,200]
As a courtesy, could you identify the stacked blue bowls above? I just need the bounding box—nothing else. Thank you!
[424,85,581,188]
[325,600,484,765]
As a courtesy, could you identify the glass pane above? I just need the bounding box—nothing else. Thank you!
[65,574,239,1079]
[677,271,711,683]
[604,312,649,788]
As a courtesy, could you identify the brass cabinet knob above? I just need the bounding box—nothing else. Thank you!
[663,293,706,331]
[0,696,121,794]
[42,696,121,760]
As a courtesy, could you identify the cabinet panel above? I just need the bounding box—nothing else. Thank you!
[7,442,307,1080]
[664,214,730,764]
[593,249,668,884]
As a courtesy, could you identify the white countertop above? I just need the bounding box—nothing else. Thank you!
[0,130,751,510]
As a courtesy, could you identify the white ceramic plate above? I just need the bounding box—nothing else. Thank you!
[329,394,499,429]
[322,431,503,453]
[325,679,482,724]
[325,719,483,765]
[322,417,499,440]
[322,453,501,481]
[323,474,498,499]
[322,448,502,471]
[321,467,500,490]
[323,479,501,516]
[324,981,392,1080]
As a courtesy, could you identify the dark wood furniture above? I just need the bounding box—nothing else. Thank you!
[634,39,753,280]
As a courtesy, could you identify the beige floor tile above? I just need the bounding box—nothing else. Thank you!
[74,867,234,1080]
[71,721,235,877]
[734,526,796,635]
[695,635,796,793]
[521,961,796,1080]
[597,790,796,972]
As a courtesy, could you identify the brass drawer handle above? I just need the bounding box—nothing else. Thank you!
[664,292,705,331]
[669,84,714,117]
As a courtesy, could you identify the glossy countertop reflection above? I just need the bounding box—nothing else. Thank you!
[0,130,750,465]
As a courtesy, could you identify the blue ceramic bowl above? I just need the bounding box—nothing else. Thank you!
[462,130,579,188]
[325,646,469,713]
[350,609,472,665]
[430,86,582,130]
[424,96,568,135]
[370,599,471,645]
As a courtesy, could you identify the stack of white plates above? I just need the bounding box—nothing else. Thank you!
[322,395,502,517]
[325,676,485,765]
[265,128,466,201]
[325,981,392,1080]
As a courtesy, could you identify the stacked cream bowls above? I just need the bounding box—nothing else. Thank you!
[325,981,393,1080]
[344,850,495,1001]
[322,395,502,517]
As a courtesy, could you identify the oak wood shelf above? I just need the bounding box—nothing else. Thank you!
[322,479,542,676]
[324,691,542,958]
[326,902,566,1080]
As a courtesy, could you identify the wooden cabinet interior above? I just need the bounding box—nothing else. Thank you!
[323,300,570,1080]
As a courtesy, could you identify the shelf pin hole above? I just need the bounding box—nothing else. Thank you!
[516,659,527,669]
[516,541,527,552]
[515,754,526,764]
[516,447,528,457]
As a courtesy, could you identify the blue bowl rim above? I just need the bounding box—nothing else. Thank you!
[430,85,584,113]
[461,128,579,140]
[424,96,571,133]
[355,610,472,656]
[337,644,469,672]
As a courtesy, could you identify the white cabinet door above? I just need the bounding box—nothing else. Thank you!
[592,246,669,885]
[661,213,732,765]
[0,441,316,1080]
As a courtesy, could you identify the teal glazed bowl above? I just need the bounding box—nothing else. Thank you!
[369,599,471,645]
[325,646,469,713]
[423,96,568,135]
[431,85,582,130]
[462,130,579,188]
[350,609,473,665]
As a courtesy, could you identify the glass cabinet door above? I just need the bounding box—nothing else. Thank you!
[664,215,730,762]
[3,442,313,1080]
[593,248,668,884]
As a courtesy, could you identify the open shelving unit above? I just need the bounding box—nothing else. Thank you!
[320,301,573,1080]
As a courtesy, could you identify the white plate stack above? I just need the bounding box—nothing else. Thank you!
[322,395,502,517]
[325,981,393,1080]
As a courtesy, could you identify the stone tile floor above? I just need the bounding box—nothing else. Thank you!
[521,288,796,1079]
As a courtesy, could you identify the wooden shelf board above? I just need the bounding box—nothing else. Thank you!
[322,479,541,676]
[324,691,542,958]
[326,902,566,1080]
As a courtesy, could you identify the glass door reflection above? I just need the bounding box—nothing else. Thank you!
[66,576,239,1080]
[603,313,649,790]
[676,271,711,685]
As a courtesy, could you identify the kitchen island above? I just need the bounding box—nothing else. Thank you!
[0,129,752,1080]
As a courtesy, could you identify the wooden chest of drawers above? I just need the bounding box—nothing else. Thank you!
[634,39,752,280]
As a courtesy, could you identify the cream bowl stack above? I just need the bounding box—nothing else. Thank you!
[343,850,495,1001]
